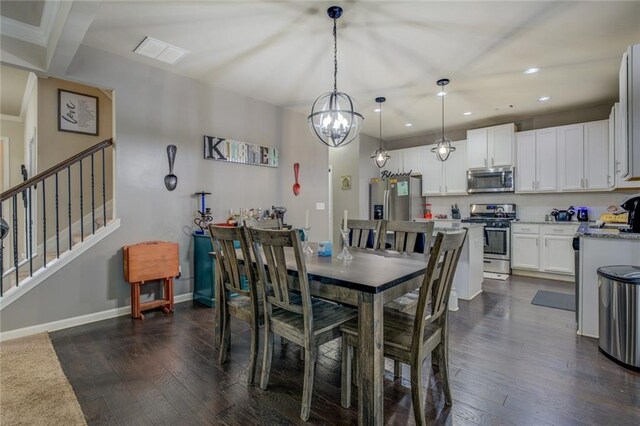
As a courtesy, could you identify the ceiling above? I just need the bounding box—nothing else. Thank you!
[0,1,45,27]
[0,65,30,116]
[5,1,640,140]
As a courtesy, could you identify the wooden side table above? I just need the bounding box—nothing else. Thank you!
[123,241,179,319]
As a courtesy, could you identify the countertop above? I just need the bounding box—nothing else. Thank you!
[576,223,640,240]
[411,219,483,232]
[515,221,581,225]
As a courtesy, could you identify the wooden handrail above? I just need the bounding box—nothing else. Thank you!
[0,138,113,202]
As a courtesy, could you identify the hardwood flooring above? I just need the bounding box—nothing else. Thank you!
[50,276,640,425]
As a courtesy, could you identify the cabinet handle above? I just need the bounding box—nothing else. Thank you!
[484,158,487,167]
[580,178,584,188]
[491,157,495,166]
[553,229,564,232]
[532,180,535,189]
[585,178,588,188]
[439,186,442,192]
[445,185,448,192]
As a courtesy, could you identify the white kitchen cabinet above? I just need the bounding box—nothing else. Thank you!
[612,102,640,188]
[383,152,402,174]
[402,146,424,176]
[511,233,540,270]
[515,129,557,192]
[541,235,574,274]
[584,121,610,190]
[557,124,585,191]
[467,124,515,169]
[422,140,467,196]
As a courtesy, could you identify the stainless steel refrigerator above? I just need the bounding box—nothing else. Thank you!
[370,176,424,221]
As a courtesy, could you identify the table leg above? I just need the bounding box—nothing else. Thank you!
[357,292,384,426]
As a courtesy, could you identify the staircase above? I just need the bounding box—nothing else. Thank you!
[1,139,115,305]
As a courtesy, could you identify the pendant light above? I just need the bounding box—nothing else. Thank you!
[307,6,363,148]
[371,97,390,168]
[431,78,456,161]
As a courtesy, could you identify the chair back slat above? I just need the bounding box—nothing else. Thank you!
[209,225,257,299]
[244,218,283,230]
[249,228,311,317]
[384,221,434,255]
[411,230,467,350]
[345,219,382,249]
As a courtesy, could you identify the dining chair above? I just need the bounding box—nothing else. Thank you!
[381,220,434,255]
[340,230,468,425]
[208,224,261,386]
[345,219,383,249]
[244,218,282,230]
[248,228,357,421]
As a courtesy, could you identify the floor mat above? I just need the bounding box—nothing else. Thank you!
[531,290,575,311]
[484,272,509,281]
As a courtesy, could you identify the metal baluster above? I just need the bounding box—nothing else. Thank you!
[42,180,47,268]
[68,166,72,250]
[24,187,28,274]
[28,187,33,276]
[79,160,84,242]
[12,195,19,285]
[102,148,106,228]
[0,202,4,296]
[91,153,95,234]
[55,172,60,258]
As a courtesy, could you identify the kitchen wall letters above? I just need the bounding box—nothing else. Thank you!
[203,135,279,168]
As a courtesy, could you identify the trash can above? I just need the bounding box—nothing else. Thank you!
[598,265,640,369]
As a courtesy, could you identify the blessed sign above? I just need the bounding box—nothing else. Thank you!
[203,135,278,168]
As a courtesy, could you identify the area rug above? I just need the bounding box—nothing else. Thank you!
[0,333,86,425]
[484,272,509,281]
[531,290,576,312]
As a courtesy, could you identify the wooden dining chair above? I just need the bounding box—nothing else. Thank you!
[345,219,383,249]
[381,220,434,255]
[340,230,468,425]
[208,224,261,386]
[244,218,282,230]
[248,228,357,421]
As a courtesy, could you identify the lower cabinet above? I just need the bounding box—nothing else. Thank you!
[512,224,577,276]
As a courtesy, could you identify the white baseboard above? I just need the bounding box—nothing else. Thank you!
[0,292,194,342]
[511,269,575,283]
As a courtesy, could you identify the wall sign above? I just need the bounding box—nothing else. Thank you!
[381,170,412,178]
[203,135,278,168]
[341,175,352,190]
[58,89,99,135]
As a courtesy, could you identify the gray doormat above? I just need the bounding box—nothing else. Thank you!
[531,290,575,311]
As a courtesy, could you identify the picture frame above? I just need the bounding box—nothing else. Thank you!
[341,175,352,190]
[58,89,99,136]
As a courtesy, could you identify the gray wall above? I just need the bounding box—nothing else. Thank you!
[1,45,330,332]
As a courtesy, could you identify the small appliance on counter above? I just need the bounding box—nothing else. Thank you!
[621,194,640,233]
[550,206,575,222]
[576,207,589,222]
[423,203,432,219]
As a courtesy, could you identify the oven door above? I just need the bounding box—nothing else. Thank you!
[484,227,510,260]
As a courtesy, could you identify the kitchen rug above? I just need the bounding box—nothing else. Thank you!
[484,272,509,281]
[531,290,575,312]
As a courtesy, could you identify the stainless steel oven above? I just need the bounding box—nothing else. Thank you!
[463,203,516,274]
[467,166,515,193]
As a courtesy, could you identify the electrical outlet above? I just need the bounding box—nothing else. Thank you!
[316,202,325,210]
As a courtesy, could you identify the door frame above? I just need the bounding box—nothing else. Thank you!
[1,136,8,191]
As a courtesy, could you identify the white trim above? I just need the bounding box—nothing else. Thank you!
[0,293,194,342]
[1,218,121,310]
[0,0,61,47]
[0,114,22,123]
[1,137,9,191]
[19,73,38,120]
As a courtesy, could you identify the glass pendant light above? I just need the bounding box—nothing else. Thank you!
[307,6,363,148]
[431,78,456,161]
[371,97,390,168]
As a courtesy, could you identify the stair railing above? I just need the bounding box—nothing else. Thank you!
[0,138,113,297]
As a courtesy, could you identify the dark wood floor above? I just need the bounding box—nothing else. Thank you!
[51,276,640,425]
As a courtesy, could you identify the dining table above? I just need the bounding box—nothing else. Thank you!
[212,244,428,425]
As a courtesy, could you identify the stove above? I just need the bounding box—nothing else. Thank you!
[462,204,516,274]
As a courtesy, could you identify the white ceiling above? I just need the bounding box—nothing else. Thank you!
[19,1,640,139]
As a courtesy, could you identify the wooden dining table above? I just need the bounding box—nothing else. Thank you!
[212,245,428,425]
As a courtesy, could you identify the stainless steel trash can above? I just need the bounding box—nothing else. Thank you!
[598,265,640,369]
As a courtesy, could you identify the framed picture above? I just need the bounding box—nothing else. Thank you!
[58,89,99,136]
[341,175,352,190]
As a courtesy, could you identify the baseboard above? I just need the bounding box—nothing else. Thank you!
[459,289,483,301]
[0,292,194,342]
[512,269,574,283]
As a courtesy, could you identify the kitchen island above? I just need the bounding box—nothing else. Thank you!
[576,223,640,338]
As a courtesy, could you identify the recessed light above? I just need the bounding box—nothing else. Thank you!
[524,67,540,74]
[436,91,447,97]
[538,96,551,102]
[463,112,473,116]
[405,123,413,127]
[134,36,189,65]
[373,108,381,112]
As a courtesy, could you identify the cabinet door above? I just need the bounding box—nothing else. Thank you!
[384,151,402,174]
[467,128,488,169]
[536,128,558,191]
[511,233,540,270]
[422,150,443,195]
[541,235,574,274]
[557,124,584,191]
[618,52,629,178]
[443,140,468,194]
[515,131,536,192]
[402,146,424,176]
[488,124,514,167]
[584,120,610,190]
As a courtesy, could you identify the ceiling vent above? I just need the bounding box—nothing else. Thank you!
[133,36,189,65]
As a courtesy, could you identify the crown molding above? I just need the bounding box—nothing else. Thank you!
[0,0,61,47]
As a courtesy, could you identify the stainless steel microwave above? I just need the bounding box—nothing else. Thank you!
[467,166,515,193]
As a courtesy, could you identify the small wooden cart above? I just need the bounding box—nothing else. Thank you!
[123,241,179,319]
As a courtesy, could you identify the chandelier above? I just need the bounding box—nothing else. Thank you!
[431,78,456,161]
[371,97,390,168]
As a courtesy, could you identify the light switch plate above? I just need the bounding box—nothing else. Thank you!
[316,202,325,210]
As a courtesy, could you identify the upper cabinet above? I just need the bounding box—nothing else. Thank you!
[402,146,425,176]
[619,44,640,181]
[423,140,467,196]
[612,102,640,189]
[467,123,515,169]
[515,128,557,193]
[557,120,610,191]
